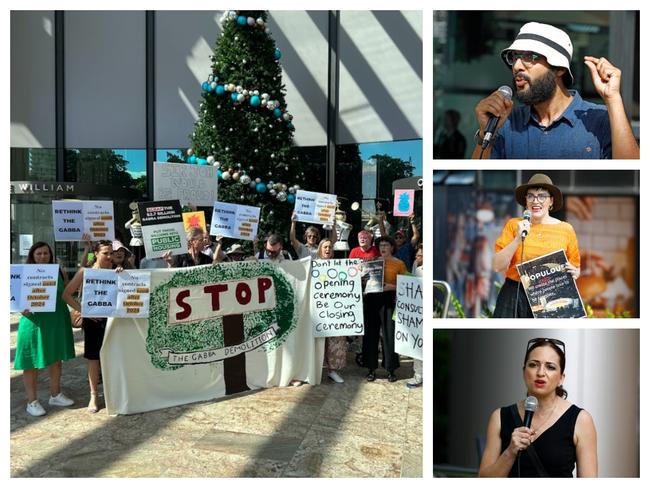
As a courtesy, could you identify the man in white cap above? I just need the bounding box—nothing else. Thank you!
[471,22,639,159]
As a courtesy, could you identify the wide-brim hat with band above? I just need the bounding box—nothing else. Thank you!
[501,22,574,86]
[515,173,563,212]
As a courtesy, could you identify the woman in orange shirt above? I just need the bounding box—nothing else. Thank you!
[493,174,580,318]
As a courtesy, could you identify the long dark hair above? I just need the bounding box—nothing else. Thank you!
[524,339,568,399]
[26,241,66,281]
[26,242,55,264]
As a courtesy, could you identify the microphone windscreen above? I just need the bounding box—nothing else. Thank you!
[498,85,513,101]
[524,395,538,413]
[523,209,532,221]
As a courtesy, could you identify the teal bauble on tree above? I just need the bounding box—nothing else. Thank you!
[189,10,299,242]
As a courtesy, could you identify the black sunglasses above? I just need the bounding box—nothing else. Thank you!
[526,337,565,355]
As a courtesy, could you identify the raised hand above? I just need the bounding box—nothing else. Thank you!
[584,56,621,102]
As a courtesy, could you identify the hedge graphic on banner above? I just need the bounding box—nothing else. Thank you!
[146,260,299,394]
[310,259,364,337]
[394,275,423,360]
[516,249,586,318]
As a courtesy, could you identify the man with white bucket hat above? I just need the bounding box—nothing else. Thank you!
[471,22,639,159]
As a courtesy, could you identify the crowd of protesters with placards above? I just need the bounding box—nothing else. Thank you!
[12,194,422,416]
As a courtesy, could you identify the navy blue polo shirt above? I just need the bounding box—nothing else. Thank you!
[491,90,612,159]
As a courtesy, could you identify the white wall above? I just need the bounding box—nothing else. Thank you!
[11,10,421,150]
[10,11,56,148]
[64,11,147,148]
[446,329,639,477]
[338,11,422,144]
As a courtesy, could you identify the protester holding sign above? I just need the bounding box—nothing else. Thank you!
[349,229,381,366]
[492,174,580,318]
[63,240,122,413]
[111,241,134,269]
[316,239,347,384]
[381,213,420,270]
[15,242,76,417]
[290,211,321,259]
[363,236,407,382]
[163,227,218,268]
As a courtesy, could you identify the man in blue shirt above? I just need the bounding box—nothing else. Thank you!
[472,22,639,159]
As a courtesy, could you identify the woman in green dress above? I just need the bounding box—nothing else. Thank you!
[15,242,76,417]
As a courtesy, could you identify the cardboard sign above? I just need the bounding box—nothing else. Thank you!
[138,200,189,259]
[360,259,384,293]
[310,259,364,337]
[393,189,415,217]
[52,200,115,241]
[82,268,151,318]
[153,161,218,207]
[516,249,586,319]
[182,211,207,233]
[394,275,423,360]
[210,202,260,241]
[294,190,337,226]
[10,264,59,312]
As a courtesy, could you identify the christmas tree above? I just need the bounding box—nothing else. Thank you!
[186,10,303,245]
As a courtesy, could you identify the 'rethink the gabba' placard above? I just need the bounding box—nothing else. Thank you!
[516,249,586,319]
[82,268,151,318]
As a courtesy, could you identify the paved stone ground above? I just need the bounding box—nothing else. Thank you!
[10,314,422,477]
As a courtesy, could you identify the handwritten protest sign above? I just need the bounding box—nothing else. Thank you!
[210,202,260,241]
[310,259,364,337]
[153,161,218,207]
[139,200,188,258]
[10,264,59,312]
[182,211,207,233]
[360,259,384,293]
[393,189,415,217]
[294,190,337,226]
[516,249,586,318]
[394,275,423,360]
[82,268,151,318]
[52,201,115,241]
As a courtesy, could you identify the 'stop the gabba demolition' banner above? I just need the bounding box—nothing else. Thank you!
[101,258,320,415]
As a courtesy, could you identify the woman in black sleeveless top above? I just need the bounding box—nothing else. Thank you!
[479,338,598,477]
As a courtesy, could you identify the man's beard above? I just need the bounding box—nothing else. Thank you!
[513,68,557,105]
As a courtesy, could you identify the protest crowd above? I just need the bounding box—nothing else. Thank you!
[12,197,423,417]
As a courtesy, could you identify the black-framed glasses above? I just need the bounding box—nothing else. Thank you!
[505,50,543,67]
[526,337,565,355]
[525,192,550,203]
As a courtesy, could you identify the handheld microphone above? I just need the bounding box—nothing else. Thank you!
[523,395,538,428]
[521,210,532,239]
[481,86,513,149]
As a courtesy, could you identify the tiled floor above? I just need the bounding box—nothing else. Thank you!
[10,316,422,478]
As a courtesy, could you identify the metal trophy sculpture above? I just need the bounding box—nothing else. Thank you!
[125,202,144,267]
[334,200,353,252]
[364,200,392,238]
